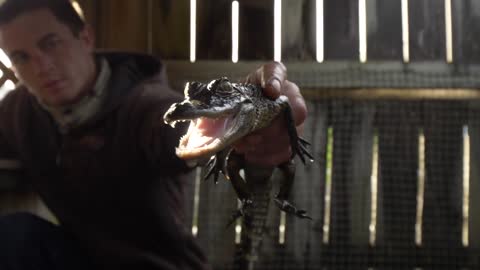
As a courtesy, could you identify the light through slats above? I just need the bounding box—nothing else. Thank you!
[235,169,246,244]
[415,129,426,246]
[316,0,324,63]
[445,0,453,63]
[274,0,282,62]
[359,0,367,63]
[0,49,12,68]
[323,127,333,244]
[0,49,14,101]
[401,0,410,62]
[232,1,239,63]
[462,125,470,247]
[190,0,197,63]
[70,1,85,19]
[0,80,15,100]
[191,167,202,237]
[235,199,242,244]
[369,131,379,246]
[279,212,286,244]
[235,219,242,244]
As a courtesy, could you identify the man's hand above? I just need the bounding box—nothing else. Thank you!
[233,62,307,166]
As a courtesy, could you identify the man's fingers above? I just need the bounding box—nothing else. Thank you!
[233,134,262,153]
[246,61,287,99]
[246,65,305,125]
[265,78,281,99]
[283,80,307,125]
[262,62,287,98]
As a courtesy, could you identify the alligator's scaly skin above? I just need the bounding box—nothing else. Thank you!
[163,77,313,269]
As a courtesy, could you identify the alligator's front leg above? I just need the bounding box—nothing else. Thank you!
[282,101,313,164]
[224,151,254,226]
[203,148,231,184]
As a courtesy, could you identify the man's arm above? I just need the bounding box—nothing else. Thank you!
[0,129,23,190]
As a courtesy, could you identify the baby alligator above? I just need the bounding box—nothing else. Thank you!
[163,77,313,269]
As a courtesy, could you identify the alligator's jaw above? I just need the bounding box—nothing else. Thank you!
[176,116,234,160]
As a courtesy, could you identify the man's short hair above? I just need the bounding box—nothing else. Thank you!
[0,0,85,36]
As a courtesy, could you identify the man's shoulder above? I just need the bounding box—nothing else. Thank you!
[0,86,32,113]
[98,51,182,107]
[97,51,164,79]
[120,79,182,120]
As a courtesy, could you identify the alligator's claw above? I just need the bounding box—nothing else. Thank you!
[299,137,311,146]
[204,155,225,184]
[274,198,312,220]
[225,199,254,228]
[226,210,243,228]
[295,137,314,164]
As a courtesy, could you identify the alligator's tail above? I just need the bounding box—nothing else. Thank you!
[235,165,273,270]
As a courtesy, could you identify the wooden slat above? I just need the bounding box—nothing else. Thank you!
[181,170,197,238]
[469,102,480,250]
[95,0,149,51]
[195,172,238,269]
[281,0,314,61]
[366,0,402,60]
[422,101,464,253]
[238,0,274,60]
[348,101,374,249]
[318,100,373,267]
[451,0,480,63]
[280,101,328,269]
[323,100,360,266]
[408,0,446,61]
[152,0,190,59]
[195,0,232,60]
[374,101,419,260]
[324,0,359,60]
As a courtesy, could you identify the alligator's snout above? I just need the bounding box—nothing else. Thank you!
[163,102,196,126]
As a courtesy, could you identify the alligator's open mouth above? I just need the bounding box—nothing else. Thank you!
[175,115,235,159]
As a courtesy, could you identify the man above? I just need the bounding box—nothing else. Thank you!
[0,0,307,269]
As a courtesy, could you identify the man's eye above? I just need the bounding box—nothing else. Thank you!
[11,54,28,65]
[42,38,61,51]
[45,40,58,49]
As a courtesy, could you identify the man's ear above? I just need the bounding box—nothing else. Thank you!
[78,24,95,50]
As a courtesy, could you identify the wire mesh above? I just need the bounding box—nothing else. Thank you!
[190,96,479,270]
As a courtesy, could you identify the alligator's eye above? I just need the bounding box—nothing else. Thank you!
[219,83,233,94]
[188,83,211,99]
[242,98,253,104]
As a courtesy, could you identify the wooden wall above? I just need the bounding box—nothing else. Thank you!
[75,0,480,63]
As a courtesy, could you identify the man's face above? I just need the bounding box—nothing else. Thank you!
[0,8,95,106]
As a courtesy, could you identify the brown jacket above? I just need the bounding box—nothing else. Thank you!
[0,52,209,270]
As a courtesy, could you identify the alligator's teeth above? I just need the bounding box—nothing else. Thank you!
[169,121,177,128]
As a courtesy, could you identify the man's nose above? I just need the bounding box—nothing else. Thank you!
[31,52,54,76]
